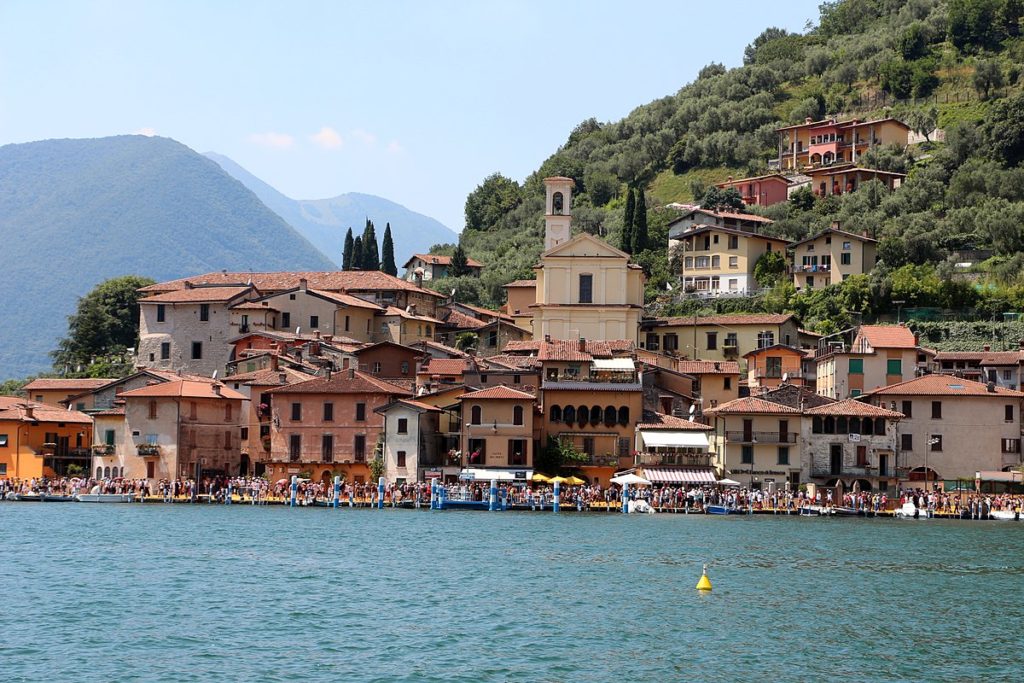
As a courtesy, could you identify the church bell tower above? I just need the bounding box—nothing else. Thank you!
[543,176,573,252]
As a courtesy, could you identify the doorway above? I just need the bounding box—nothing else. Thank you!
[829,444,843,475]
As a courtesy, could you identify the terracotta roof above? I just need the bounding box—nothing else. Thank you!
[226,368,315,386]
[306,289,385,310]
[397,398,444,412]
[408,340,470,358]
[481,354,539,370]
[0,397,93,424]
[668,223,788,243]
[979,351,1024,366]
[403,254,484,268]
[675,207,774,224]
[381,306,442,324]
[855,325,917,349]
[654,313,795,327]
[503,340,543,353]
[92,407,126,416]
[788,226,878,248]
[705,396,802,415]
[139,286,251,304]
[675,360,740,375]
[933,351,988,361]
[863,374,1024,397]
[743,343,805,358]
[503,279,537,288]
[230,301,279,311]
[636,411,713,431]
[440,310,487,330]
[804,399,903,418]
[799,328,823,338]
[458,386,535,401]
[450,302,514,322]
[716,173,793,187]
[806,167,906,179]
[22,378,114,392]
[269,370,412,396]
[420,358,471,375]
[139,271,444,297]
[119,380,246,400]
[756,384,835,409]
[775,116,909,132]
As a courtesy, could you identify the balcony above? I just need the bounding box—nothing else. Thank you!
[136,444,161,456]
[751,368,804,381]
[638,453,712,467]
[578,454,621,467]
[91,444,115,456]
[790,264,831,274]
[725,431,798,444]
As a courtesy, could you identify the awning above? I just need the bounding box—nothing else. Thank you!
[459,468,533,482]
[642,467,717,484]
[639,430,709,448]
[976,471,1024,483]
[592,358,635,371]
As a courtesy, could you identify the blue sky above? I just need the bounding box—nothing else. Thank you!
[0,0,820,232]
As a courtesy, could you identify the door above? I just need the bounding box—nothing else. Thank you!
[878,453,888,477]
[830,444,843,476]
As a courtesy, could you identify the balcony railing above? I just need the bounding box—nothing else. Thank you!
[751,368,804,380]
[136,444,161,456]
[91,444,115,456]
[578,454,621,467]
[790,264,831,274]
[725,431,798,444]
[638,453,712,467]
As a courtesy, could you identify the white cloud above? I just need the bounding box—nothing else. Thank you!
[386,140,404,154]
[248,131,295,149]
[134,127,157,137]
[351,128,377,146]
[310,126,344,149]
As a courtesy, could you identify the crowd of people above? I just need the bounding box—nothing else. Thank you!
[2,475,1023,518]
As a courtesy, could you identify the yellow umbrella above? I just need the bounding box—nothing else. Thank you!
[565,476,586,485]
[549,476,568,484]
[531,473,551,482]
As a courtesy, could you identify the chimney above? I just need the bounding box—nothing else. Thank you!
[913,333,920,346]
[414,272,423,288]
[805,116,813,124]
[269,354,279,371]
[23,404,34,420]
[348,367,356,380]
[831,220,841,230]
[987,381,996,393]
[315,330,321,340]
[212,383,222,396]
[727,175,733,182]
[544,334,551,343]
[983,344,991,352]
[184,280,194,289]
[324,334,333,344]
[325,366,332,380]
[278,372,287,384]
[578,338,586,352]
[270,341,278,351]
[298,278,308,291]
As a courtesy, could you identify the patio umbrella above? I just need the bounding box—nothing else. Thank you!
[717,478,741,486]
[549,476,569,484]
[531,473,551,482]
[565,476,586,485]
[610,473,651,486]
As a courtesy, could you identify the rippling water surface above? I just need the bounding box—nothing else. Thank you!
[2,503,1022,681]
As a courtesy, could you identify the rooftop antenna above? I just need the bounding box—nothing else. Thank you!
[295,326,302,336]
[211,370,218,380]
[688,404,696,422]
[782,372,789,384]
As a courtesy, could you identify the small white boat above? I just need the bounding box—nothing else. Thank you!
[75,493,135,503]
[894,502,928,519]
[990,509,1020,521]
[627,499,655,514]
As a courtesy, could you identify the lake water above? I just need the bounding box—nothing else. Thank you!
[2,502,1022,682]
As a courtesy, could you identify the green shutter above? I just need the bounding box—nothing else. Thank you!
[887,359,902,375]
[848,358,863,374]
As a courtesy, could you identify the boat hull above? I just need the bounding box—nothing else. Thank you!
[705,505,736,515]
[75,494,135,503]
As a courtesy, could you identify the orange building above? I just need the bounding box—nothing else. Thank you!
[745,344,809,392]
[0,398,94,479]
[715,174,793,207]
[22,378,114,411]
[458,386,537,472]
[776,116,911,171]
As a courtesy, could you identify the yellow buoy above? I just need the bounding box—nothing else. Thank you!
[696,564,712,591]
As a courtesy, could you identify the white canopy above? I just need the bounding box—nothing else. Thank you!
[610,473,652,486]
[639,430,709,449]
[717,478,742,486]
[592,358,635,371]
[459,468,532,482]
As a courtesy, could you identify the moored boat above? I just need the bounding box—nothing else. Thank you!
[40,494,76,502]
[894,502,928,519]
[705,504,736,515]
[75,493,135,503]
[990,509,1020,521]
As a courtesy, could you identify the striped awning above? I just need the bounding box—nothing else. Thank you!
[642,467,717,484]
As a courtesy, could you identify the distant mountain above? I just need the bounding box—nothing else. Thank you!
[0,135,336,378]
[205,152,458,266]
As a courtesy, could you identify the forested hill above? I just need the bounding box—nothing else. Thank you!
[0,135,335,377]
[435,0,1024,338]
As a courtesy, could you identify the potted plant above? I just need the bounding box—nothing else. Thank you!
[137,443,160,456]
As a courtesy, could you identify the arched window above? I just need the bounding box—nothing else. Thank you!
[513,405,524,426]
[824,416,835,434]
[552,191,564,215]
[590,406,602,424]
[96,466,102,479]
[837,416,848,433]
[604,406,617,426]
[618,406,629,426]
[577,405,588,427]
[849,417,861,435]
[563,405,576,424]
[812,416,823,434]
[550,405,562,423]
[103,466,110,479]
[470,405,482,425]
[874,418,886,435]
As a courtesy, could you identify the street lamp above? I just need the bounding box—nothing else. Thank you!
[893,300,906,324]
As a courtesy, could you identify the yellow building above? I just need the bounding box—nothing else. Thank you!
[501,279,538,333]
[705,396,803,490]
[815,325,927,399]
[22,378,114,411]
[789,225,877,290]
[640,313,801,370]
[670,224,790,296]
[0,398,94,479]
[459,386,536,471]
[529,178,645,343]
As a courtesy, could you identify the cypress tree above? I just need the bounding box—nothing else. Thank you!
[342,227,354,270]
[631,187,648,254]
[381,223,397,276]
[362,219,380,271]
[451,245,470,277]
[621,186,635,254]
[352,236,364,269]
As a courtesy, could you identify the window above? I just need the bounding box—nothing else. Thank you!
[514,375,521,384]
[711,255,720,268]
[224,430,232,449]
[847,358,863,374]
[281,312,291,329]
[617,406,629,425]
[840,252,852,266]
[160,342,170,360]
[310,315,319,329]
[291,402,302,421]
[76,402,85,411]
[354,435,366,461]
[684,256,693,269]
[777,446,789,465]
[0,434,7,447]
[725,332,737,349]
[467,438,486,463]
[199,304,210,322]
[191,342,202,360]
[766,356,782,378]
[901,400,912,418]
[323,402,334,422]
[104,429,115,446]
[850,389,861,397]
[471,405,482,425]
[901,433,913,451]
[321,434,333,462]
[344,315,350,332]
[480,374,488,383]
[240,427,248,440]
[355,403,366,421]
[843,241,852,250]
[513,405,524,426]
[1006,405,1014,422]
[1002,438,1020,454]
[579,274,593,304]
[663,334,679,352]
[488,331,498,347]
[807,276,814,288]
[397,450,407,467]
[741,445,753,464]
[724,376,732,390]
[729,256,738,268]
[886,359,902,376]
[509,440,527,466]
[289,435,301,462]
[756,331,774,348]
[931,401,942,419]
[930,435,943,452]
[706,332,718,350]
[148,400,157,419]
[224,403,233,421]
[156,304,166,322]
[645,333,660,351]
[397,418,408,434]
[549,405,562,422]
[728,235,738,249]
[373,361,382,374]
[400,361,409,375]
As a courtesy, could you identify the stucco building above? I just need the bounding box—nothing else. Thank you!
[775,116,911,171]
[0,398,93,479]
[640,313,801,370]
[789,225,877,290]
[815,325,926,399]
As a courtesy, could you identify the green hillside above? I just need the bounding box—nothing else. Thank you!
[0,135,335,378]
[436,0,1024,338]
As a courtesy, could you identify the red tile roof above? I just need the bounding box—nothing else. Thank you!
[22,378,114,392]
[855,325,917,350]
[678,207,774,224]
[656,313,795,327]
[636,411,713,430]
[441,310,487,330]
[0,397,93,424]
[409,340,470,358]
[458,386,535,401]
[225,368,315,386]
[119,380,246,400]
[979,351,1024,366]
[381,306,443,324]
[503,279,537,288]
[404,254,484,268]
[675,360,741,375]
[705,396,802,415]
[803,399,903,418]
[269,370,412,396]
[863,374,1024,397]
[420,358,471,375]
[396,398,444,412]
[230,301,279,311]
[139,271,444,297]
[307,289,385,310]
[139,286,252,304]
[482,354,539,369]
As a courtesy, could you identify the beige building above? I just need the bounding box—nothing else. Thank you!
[669,223,789,297]
[776,116,911,171]
[640,314,801,370]
[459,386,536,471]
[802,399,903,492]
[816,325,926,399]
[789,225,877,290]
[238,282,383,343]
[502,279,538,332]
[863,375,1024,486]
[706,396,803,490]
[22,378,114,411]
[376,398,443,484]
